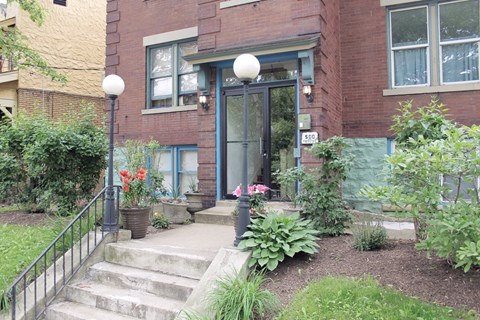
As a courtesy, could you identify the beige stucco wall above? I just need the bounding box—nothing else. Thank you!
[0,81,18,101]
[16,0,106,97]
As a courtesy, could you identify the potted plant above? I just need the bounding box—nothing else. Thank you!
[161,185,190,224]
[231,184,270,232]
[116,139,166,239]
[273,167,303,215]
[119,168,160,239]
[184,177,205,215]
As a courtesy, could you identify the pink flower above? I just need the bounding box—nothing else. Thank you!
[248,185,255,195]
[232,184,242,197]
[255,184,270,193]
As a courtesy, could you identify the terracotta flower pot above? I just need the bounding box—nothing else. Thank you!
[120,207,151,239]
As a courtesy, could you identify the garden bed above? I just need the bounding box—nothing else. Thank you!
[263,235,480,314]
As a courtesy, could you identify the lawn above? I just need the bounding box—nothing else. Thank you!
[278,276,476,320]
[0,224,57,293]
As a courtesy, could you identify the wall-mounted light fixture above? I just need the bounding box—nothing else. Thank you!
[199,95,208,111]
[303,85,314,103]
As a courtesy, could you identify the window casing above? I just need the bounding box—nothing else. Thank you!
[147,41,198,109]
[156,146,198,195]
[389,0,480,88]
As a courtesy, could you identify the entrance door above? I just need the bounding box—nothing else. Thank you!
[221,84,296,199]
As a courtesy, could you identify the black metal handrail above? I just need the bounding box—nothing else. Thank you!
[1,186,121,320]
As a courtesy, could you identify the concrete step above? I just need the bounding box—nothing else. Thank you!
[105,240,215,280]
[196,201,290,226]
[195,206,234,226]
[88,261,198,301]
[45,301,139,320]
[65,281,183,320]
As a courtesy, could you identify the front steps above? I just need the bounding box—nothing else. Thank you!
[195,200,288,226]
[44,235,216,320]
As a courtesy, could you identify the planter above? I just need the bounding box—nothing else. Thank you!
[232,215,239,234]
[162,201,190,224]
[282,207,303,216]
[120,207,151,239]
[184,192,205,215]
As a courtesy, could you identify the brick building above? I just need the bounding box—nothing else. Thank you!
[106,0,480,210]
[0,0,106,121]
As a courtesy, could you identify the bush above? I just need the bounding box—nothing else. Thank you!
[300,136,353,235]
[208,271,279,320]
[0,105,107,214]
[151,212,170,229]
[238,212,319,271]
[352,220,388,251]
[417,202,480,272]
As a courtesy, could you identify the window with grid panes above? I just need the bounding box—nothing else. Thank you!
[389,0,480,87]
[148,41,198,109]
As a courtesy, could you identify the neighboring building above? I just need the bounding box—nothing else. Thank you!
[0,0,106,120]
[105,0,480,210]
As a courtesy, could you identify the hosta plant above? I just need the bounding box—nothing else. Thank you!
[238,212,319,271]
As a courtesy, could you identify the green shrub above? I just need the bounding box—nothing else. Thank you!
[279,276,476,320]
[208,271,279,320]
[238,212,319,271]
[417,202,480,272]
[0,105,107,214]
[352,220,388,251]
[300,137,353,236]
[151,212,170,229]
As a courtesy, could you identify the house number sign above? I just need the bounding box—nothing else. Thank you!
[301,131,318,145]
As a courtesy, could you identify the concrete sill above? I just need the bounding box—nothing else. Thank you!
[141,105,197,115]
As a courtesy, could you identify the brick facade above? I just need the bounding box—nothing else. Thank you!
[17,88,105,123]
[107,0,480,203]
[340,0,480,138]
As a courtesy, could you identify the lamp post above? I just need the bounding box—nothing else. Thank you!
[233,53,260,246]
[102,74,125,233]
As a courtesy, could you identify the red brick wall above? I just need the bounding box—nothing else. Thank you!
[197,0,321,51]
[105,0,199,145]
[340,0,480,138]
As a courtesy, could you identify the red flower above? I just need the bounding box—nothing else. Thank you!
[136,168,148,181]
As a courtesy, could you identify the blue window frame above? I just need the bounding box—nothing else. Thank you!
[154,145,198,195]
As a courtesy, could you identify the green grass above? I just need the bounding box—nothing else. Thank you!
[0,205,21,213]
[279,276,477,320]
[0,224,57,292]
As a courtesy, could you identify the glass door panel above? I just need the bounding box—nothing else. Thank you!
[269,86,297,200]
[225,92,265,196]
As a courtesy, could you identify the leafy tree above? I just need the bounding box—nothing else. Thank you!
[0,103,107,213]
[361,98,480,271]
[1,0,66,82]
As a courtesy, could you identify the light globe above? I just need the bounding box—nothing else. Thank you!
[102,74,125,96]
[233,54,260,82]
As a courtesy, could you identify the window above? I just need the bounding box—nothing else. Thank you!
[53,0,66,6]
[147,42,198,109]
[389,0,480,87]
[439,0,480,83]
[156,146,198,195]
[442,175,480,202]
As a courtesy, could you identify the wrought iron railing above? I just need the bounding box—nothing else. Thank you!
[0,186,121,320]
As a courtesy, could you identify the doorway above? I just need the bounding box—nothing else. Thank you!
[220,83,297,199]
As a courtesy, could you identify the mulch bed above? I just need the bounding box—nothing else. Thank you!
[0,211,56,226]
[263,235,480,313]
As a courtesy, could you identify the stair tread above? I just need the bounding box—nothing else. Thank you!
[90,261,199,287]
[47,301,139,320]
[107,241,217,260]
[68,281,185,310]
